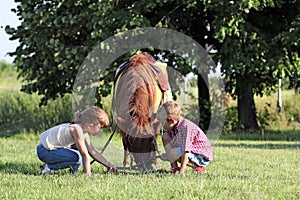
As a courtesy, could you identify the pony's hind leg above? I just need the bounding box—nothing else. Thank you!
[121,132,131,167]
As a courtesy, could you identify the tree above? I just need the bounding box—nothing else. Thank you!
[6,0,300,132]
[205,0,300,132]
[6,0,217,130]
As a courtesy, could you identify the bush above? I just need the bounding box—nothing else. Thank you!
[224,106,241,132]
[283,94,300,123]
[0,91,72,135]
[0,60,14,76]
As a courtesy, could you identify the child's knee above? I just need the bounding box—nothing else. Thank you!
[170,148,180,160]
[162,133,171,143]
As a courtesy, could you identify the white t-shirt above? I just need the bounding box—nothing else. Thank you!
[39,123,87,150]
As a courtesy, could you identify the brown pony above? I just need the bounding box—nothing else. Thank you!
[113,53,171,172]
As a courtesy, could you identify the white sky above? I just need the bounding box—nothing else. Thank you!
[0,1,20,63]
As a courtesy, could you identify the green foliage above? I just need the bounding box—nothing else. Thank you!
[224,106,241,132]
[282,94,300,123]
[0,91,72,135]
[5,0,214,106]
[257,89,300,125]
[225,89,300,133]
[257,103,271,130]
[205,0,300,130]
[182,104,198,125]
[0,60,14,76]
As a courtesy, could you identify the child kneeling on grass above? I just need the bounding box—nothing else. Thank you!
[156,101,212,174]
[36,106,116,175]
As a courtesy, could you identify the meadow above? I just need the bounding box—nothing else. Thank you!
[0,61,299,199]
[0,132,299,199]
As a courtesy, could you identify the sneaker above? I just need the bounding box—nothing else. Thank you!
[194,166,206,173]
[171,167,180,174]
[68,166,79,174]
[40,163,54,175]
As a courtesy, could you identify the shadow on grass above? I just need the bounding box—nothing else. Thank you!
[0,162,41,176]
[113,168,169,176]
[215,142,300,149]
[220,130,300,141]
[0,161,169,176]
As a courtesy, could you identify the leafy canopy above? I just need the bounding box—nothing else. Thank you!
[5,0,300,110]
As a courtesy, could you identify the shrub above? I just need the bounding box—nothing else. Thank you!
[257,103,271,130]
[224,106,242,132]
[283,94,300,123]
[0,91,72,135]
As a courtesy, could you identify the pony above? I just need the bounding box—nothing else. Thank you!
[112,53,172,172]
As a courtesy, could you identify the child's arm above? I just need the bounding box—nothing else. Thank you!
[180,151,189,174]
[85,137,116,172]
[70,127,91,175]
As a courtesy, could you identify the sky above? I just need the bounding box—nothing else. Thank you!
[0,1,20,63]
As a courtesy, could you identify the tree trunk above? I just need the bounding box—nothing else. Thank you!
[236,76,261,133]
[197,73,211,132]
[277,78,282,112]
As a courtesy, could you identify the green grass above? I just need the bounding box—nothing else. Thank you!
[0,132,299,200]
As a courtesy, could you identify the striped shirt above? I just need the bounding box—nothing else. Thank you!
[167,118,212,160]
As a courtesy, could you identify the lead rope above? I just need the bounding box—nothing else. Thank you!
[90,124,117,165]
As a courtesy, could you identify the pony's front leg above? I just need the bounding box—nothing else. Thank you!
[121,131,131,167]
[123,148,131,168]
[153,121,162,165]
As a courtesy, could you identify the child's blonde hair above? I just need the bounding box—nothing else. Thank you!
[71,106,109,128]
[157,101,181,121]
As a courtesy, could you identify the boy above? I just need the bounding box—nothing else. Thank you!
[156,101,212,174]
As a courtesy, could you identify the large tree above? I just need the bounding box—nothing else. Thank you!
[6,0,217,130]
[205,0,300,131]
[6,0,300,131]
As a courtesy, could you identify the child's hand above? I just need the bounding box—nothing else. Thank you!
[85,172,92,176]
[106,166,117,173]
[159,153,169,161]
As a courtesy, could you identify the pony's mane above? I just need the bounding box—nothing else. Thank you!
[115,53,158,136]
[126,53,156,71]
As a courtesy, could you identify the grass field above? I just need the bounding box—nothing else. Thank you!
[0,132,299,200]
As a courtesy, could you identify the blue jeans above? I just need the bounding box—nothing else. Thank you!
[175,147,210,166]
[37,143,82,173]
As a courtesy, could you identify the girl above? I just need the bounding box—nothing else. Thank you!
[37,106,116,175]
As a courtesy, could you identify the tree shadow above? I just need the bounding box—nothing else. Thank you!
[113,168,169,176]
[0,162,41,176]
[215,142,300,149]
[220,130,300,141]
[0,161,170,176]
